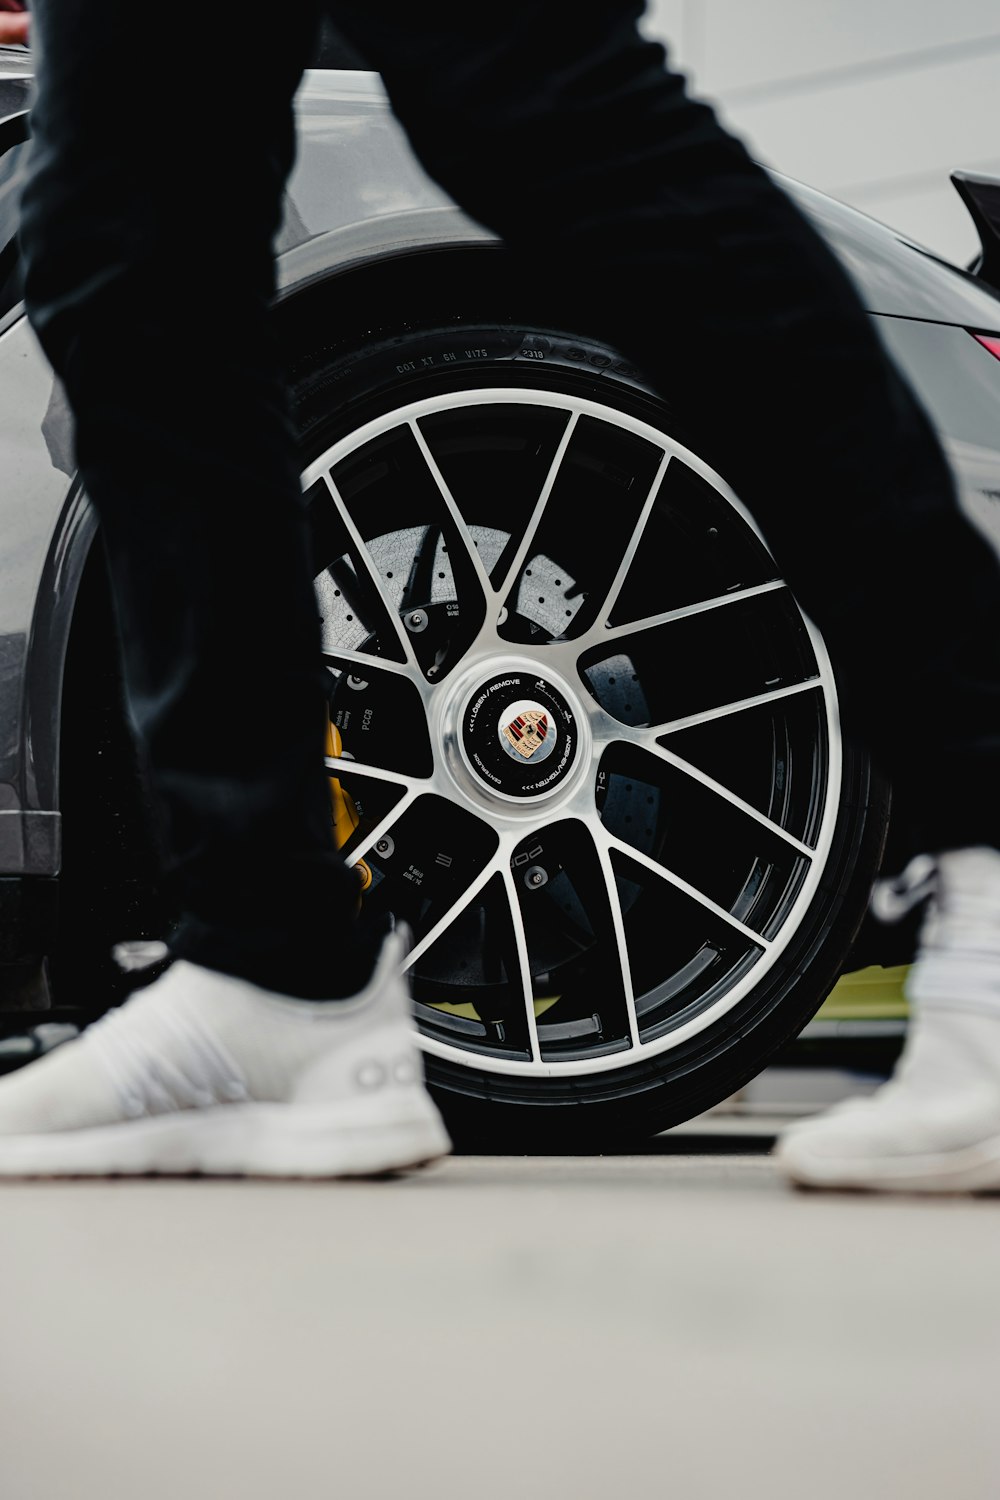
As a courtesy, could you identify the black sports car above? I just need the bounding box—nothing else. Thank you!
[3,47,1000,1140]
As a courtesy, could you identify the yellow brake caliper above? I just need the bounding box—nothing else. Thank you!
[326,718,372,895]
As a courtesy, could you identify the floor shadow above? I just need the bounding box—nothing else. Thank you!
[453,1130,777,1158]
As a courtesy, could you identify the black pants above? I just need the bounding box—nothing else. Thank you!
[19,1,1000,996]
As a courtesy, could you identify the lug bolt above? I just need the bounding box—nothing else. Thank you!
[375,836,395,858]
[405,610,428,633]
[525,865,548,889]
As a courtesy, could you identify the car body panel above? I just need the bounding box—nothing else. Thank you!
[0,311,76,877]
[1,58,1000,956]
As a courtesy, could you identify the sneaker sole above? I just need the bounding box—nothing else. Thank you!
[0,1097,452,1180]
[777,1131,1000,1194]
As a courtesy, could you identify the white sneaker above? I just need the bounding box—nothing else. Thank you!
[0,932,451,1178]
[776,847,1000,1193]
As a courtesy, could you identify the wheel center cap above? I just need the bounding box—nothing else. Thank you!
[461,670,579,801]
[498,700,555,765]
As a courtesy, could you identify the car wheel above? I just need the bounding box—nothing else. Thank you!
[290,316,890,1145]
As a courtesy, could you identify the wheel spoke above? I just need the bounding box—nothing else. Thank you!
[629,739,814,857]
[320,472,421,671]
[324,755,429,793]
[596,827,770,949]
[493,410,580,605]
[577,578,788,656]
[651,678,821,738]
[342,787,421,867]
[591,448,672,631]
[500,867,542,1063]
[409,419,495,602]
[402,854,506,973]
[593,839,641,1047]
[322,647,416,683]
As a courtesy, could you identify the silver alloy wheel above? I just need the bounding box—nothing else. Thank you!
[302,386,842,1081]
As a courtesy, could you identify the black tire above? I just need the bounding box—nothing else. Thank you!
[291,316,889,1147]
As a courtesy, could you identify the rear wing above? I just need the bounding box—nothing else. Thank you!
[952,170,1000,292]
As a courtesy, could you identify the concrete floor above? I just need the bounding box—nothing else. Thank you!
[0,1144,997,1500]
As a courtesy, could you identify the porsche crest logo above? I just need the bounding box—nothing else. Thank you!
[501,708,549,760]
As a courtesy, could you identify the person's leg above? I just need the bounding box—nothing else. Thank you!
[0,0,450,1175]
[330,1,1000,1189]
[778,844,1000,1192]
[21,0,371,1000]
[331,0,1000,843]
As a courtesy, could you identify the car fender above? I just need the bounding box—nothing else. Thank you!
[276,204,496,302]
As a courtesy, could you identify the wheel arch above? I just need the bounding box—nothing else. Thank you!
[273,212,525,360]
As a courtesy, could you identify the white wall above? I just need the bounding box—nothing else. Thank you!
[642,0,1000,265]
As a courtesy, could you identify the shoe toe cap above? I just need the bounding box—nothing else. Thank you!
[774,1103,913,1183]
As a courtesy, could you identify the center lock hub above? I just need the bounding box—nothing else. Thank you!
[460,669,580,802]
